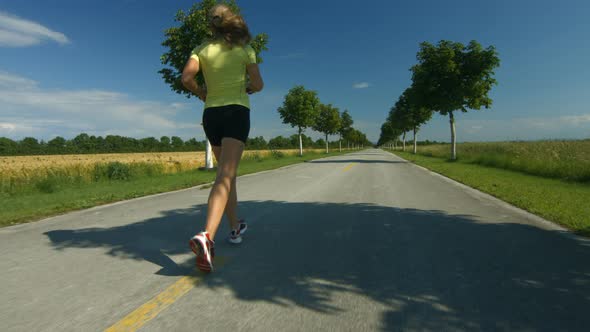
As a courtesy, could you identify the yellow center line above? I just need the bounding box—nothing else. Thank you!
[342,163,357,172]
[105,256,229,332]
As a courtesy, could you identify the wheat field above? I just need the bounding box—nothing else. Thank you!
[0,149,321,194]
[1,152,205,177]
[0,149,314,176]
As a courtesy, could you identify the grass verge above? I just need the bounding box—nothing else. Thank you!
[408,140,590,182]
[388,150,590,237]
[1,150,349,227]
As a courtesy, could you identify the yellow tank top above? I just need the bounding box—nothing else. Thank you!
[190,41,257,109]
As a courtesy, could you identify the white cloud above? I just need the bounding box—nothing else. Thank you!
[0,122,16,132]
[516,114,590,130]
[0,71,202,139]
[170,102,190,110]
[0,71,38,89]
[560,114,590,126]
[353,82,370,89]
[0,11,69,47]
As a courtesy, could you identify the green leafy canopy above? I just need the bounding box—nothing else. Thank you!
[313,103,341,136]
[411,40,500,115]
[339,110,354,136]
[277,85,320,133]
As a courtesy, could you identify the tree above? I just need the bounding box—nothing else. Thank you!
[348,129,371,149]
[277,85,320,156]
[171,136,184,150]
[411,40,500,159]
[47,136,66,154]
[20,137,40,155]
[312,103,341,153]
[245,136,267,150]
[184,138,205,151]
[140,137,159,152]
[387,98,412,151]
[104,135,125,153]
[0,137,17,156]
[268,136,290,150]
[378,122,398,147]
[72,133,93,153]
[160,136,171,151]
[312,138,323,148]
[388,89,433,154]
[344,129,356,149]
[339,110,353,151]
[345,128,366,150]
[404,88,433,154]
[288,134,313,149]
[93,136,106,153]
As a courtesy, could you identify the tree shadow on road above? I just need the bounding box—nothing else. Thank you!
[44,201,590,331]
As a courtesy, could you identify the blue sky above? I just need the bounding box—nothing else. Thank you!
[1,0,589,143]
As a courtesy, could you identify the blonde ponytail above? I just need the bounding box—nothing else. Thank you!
[209,4,252,47]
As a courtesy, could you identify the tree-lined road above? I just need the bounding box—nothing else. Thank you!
[1,149,589,331]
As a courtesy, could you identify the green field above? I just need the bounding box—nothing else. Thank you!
[407,139,590,182]
[0,150,348,227]
[388,149,590,236]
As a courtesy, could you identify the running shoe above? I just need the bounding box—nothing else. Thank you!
[227,219,247,244]
[238,219,248,235]
[189,232,215,272]
[227,229,242,244]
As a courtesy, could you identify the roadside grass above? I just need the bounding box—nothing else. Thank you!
[388,150,590,236]
[408,140,590,182]
[0,150,350,227]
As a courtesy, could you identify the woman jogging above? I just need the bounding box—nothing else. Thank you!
[181,4,263,272]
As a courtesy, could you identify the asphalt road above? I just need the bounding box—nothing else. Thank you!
[1,149,589,331]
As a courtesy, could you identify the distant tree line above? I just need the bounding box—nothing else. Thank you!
[0,133,357,156]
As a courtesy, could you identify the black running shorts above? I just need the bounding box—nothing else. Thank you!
[202,104,250,146]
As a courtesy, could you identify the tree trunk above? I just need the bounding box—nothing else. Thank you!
[339,135,342,152]
[298,128,303,157]
[325,133,329,153]
[205,139,214,169]
[449,111,457,160]
[413,127,417,154]
[402,132,406,152]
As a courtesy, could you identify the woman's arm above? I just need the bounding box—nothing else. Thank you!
[181,58,206,101]
[246,63,264,94]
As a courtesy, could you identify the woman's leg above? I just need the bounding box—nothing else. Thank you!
[212,145,240,231]
[205,138,244,239]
